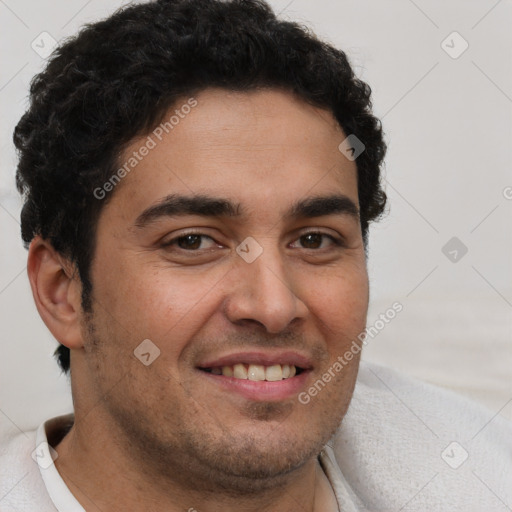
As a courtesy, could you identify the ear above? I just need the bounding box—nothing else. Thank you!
[27,236,84,349]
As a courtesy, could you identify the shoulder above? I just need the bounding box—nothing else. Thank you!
[0,425,58,511]
[329,361,512,511]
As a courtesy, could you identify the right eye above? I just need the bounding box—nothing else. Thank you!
[162,233,219,251]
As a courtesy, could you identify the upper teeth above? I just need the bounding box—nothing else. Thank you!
[210,364,297,381]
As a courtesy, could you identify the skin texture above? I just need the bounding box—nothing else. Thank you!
[28,88,369,512]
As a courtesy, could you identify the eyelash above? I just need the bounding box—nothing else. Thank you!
[291,231,344,249]
[160,230,216,249]
[161,230,344,251]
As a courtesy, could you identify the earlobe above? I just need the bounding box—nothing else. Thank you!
[27,236,84,350]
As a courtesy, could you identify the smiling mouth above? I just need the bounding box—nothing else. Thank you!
[199,363,304,381]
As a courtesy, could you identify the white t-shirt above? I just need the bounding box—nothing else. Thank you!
[1,361,511,511]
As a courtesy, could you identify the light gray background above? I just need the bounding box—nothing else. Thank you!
[1,0,511,434]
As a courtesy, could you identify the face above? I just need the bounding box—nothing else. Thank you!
[79,88,368,492]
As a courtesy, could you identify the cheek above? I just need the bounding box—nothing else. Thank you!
[91,254,226,352]
[304,263,369,332]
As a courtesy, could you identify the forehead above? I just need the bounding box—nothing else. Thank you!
[102,88,358,222]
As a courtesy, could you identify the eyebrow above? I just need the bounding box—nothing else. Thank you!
[287,194,359,221]
[135,194,241,228]
[134,193,359,228]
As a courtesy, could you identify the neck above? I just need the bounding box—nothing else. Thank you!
[53,415,338,512]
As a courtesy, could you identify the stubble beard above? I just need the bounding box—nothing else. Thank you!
[80,311,355,497]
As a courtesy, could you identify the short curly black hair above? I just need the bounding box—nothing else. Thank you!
[14,0,387,374]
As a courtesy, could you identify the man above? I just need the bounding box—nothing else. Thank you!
[1,0,510,511]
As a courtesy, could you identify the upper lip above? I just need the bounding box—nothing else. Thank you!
[196,351,314,370]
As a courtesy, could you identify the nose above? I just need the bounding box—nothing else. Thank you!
[223,248,308,333]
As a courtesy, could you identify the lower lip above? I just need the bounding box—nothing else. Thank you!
[198,369,311,402]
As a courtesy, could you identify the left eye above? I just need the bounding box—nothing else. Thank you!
[165,234,218,250]
[290,233,338,249]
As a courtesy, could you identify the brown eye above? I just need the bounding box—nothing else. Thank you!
[289,231,341,251]
[161,232,221,254]
[177,234,204,250]
[300,233,323,249]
